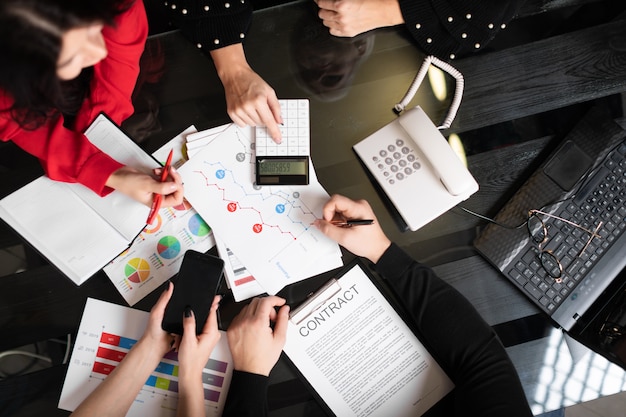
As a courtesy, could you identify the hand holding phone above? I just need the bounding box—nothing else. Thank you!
[162,250,224,335]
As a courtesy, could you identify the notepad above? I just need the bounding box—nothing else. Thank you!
[0,114,158,284]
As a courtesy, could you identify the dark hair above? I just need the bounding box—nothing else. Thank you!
[0,0,131,129]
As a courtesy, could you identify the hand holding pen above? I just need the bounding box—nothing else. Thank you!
[314,194,391,264]
[147,149,184,224]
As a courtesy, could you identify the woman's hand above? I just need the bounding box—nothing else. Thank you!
[139,282,177,359]
[227,296,289,376]
[106,165,184,207]
[210,44,283,143]
[174,296,222,380]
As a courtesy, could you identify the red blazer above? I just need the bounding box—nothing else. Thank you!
[0,0,148,196]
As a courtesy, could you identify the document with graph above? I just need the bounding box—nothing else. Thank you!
[178,123,342,295]
[58,298,233,416]
[102,128,216,306]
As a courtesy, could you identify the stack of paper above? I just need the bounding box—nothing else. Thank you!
[179,118,342,299]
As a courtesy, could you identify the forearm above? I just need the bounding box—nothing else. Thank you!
[210,44,250,83]
[163,0,252,52]
[222,370,269,417]
[71,338,167,417]
[175,372,207,417]
[397,0,524,59]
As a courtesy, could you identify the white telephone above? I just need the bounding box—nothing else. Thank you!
[353,57,478,231]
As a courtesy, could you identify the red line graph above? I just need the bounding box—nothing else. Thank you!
[194,170,317,240]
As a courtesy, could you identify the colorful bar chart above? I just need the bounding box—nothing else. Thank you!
[59,298,232,417]
[93,331,228,403]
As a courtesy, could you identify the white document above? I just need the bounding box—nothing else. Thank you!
[0,114,157,284]
[283,263,454,417]
[59,298,233,416]
[103,127,216,306]
[215,236,265,302]
[178,123,342,295]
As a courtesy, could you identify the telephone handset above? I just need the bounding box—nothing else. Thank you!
[397,107,477,197]
[352,56,478,231]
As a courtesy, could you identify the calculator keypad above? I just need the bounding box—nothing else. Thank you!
[255,99,310,157]
[370,139,421,185]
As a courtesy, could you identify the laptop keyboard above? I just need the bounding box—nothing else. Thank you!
[507,140,626,313]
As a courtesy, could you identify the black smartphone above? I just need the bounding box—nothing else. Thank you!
[162,250,224,335]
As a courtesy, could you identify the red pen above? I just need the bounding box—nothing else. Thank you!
[146,149,173,225]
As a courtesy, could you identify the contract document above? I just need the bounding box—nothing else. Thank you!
[283,262,454,416]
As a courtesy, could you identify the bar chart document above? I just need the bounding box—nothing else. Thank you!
[58,298,233,416]
[283,262,454,417]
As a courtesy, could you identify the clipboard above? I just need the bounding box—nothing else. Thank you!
[282,259,454,417]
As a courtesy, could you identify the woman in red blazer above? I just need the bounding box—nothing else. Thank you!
[0,0,183,206]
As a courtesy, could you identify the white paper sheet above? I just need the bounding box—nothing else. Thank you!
[178,123,342,295]
[283,263,454,417]
[59,298,233,416]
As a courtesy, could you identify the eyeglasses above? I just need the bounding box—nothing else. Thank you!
[526,209,603,284]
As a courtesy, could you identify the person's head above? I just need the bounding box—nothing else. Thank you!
[0,0,130,128]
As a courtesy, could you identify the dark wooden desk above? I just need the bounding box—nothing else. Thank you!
[2,1,626,415]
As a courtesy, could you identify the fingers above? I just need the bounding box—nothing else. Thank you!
[181,306,197,337]
[229,106,257,128]
[272,305,290,345]
[321,194,374,221]
[313,217,345,244]
[262,103,283,143]
[152,281,174,317]
[315,194,392,263]
[231,100,283,144]
[155,166,184,207]
[253,296,287,319]
[200,296,221,335]
[315,0,337,12]
[234,296,286,330]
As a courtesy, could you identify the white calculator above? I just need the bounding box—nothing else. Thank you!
[255,99,310,185]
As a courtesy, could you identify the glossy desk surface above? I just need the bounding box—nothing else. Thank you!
[2,1,626,415]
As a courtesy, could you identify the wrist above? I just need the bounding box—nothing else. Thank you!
[177,368,205,385]
[105,166,138,190]
[130,338,169,369]
[233,359,271,377]
[367,238,392,264]
[383,0,405,26]
[210,44,250,82]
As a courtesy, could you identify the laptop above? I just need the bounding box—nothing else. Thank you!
[474,107,626,331]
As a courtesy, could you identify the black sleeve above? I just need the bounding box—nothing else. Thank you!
[374,243,533,417]
[162,0,253,52]
[398,0,525,60]
[222,370,270,417]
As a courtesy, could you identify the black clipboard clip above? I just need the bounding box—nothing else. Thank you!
[289,278,342,325]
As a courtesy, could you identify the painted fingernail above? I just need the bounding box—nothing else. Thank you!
[184,306,192,317]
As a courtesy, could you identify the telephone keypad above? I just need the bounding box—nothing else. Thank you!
[369,138,421,185]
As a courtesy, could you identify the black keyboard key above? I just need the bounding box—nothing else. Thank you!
[574,167,610,205]
[524,283,543,300]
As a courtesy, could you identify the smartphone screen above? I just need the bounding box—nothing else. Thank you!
[162,250,224,335]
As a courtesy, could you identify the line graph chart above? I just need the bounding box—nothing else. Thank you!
[179,124,341,295]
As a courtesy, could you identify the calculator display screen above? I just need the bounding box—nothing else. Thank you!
[258,159,307,175]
